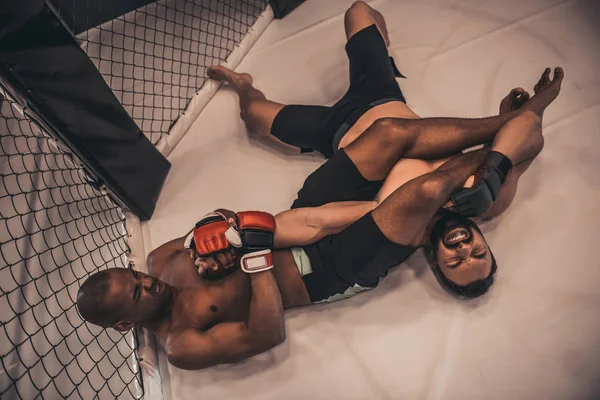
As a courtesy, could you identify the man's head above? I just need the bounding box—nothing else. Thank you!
[426,210,497,298]
[76,268,174,331]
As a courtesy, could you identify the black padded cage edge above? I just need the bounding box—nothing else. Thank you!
[1,0,270,398]
[0,80,144,399]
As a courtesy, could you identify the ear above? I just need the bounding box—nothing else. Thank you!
[113,320,134,332]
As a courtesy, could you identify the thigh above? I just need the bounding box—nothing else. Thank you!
[345,24,399,94]
[327,212,418,285]
[291,150,383,209]
[271,104,334,156]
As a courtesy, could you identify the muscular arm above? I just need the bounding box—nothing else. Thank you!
[273,201,378,248]
[372,148,489,246]
[166,271,285,370]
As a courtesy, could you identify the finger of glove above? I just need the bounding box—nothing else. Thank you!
[194,222,230,255]
[215,252,232,269]
[197,236,230,255]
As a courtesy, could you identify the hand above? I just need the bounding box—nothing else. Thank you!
[194,247,239,275]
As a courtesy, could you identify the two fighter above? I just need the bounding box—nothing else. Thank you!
[76,1,563,370]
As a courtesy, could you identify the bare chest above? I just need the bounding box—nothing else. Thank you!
[168,270,252,331]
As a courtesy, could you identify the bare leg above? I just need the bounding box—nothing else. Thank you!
[344,67,563,182]
[345,110,521,181]
[371,96,547,246]
[374,86,533,204]
[493,67,563,161]
[477,69,563,220]
[345,1,390,46]
[371,149,489,245]
[207,66,285,137]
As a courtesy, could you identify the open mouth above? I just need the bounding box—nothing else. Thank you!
[444,227,470,245]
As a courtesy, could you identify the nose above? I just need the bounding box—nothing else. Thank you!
[456,243,471,258]
[142,276,154,290]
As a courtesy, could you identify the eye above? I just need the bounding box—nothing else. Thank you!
[473,250,488,259]
[133,285,140,302]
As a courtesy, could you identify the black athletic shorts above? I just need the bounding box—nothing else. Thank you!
[271,24,407,158]
[291,150,418,303]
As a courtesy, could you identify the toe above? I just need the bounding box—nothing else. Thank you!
[553,67,564,82]
[542,67,551,84]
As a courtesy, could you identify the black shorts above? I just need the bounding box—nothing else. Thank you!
[271,24,407,158]
[291,150,418,302]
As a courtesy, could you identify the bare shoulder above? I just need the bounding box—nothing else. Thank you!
[147,235,187,276]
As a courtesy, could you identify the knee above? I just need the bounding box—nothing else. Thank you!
[372,117,413,141]
[417,175,450,203]
[346,1,371,18]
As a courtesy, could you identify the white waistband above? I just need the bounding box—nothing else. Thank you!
[290,247,313,277]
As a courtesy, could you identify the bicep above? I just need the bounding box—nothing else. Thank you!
[274,208,321,248]
[274,202,376,248]
[146,236,187,273]
[373,175,451,246]
[167,323,262,370]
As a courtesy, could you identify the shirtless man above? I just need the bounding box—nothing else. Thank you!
[76,59,562,370]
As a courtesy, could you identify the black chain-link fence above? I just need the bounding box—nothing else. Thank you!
[52,0,268,145]
[1,1,269,398]
[0,87,143,399]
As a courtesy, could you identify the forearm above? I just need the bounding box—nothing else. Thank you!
[424,148,490,208]
[274,201,377,248]
[309,201,377,232]
[246,272,285,348]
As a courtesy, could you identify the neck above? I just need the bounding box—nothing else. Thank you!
[139,288,179,332]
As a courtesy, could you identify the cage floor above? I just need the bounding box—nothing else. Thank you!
[143,1,600,399]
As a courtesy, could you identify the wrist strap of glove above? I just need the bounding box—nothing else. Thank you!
[484,151,513,184]
[240,249,274,273]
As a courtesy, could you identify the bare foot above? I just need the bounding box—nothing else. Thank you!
[207,65,253,89]
[499,87,530,114]
[523,67,564,118]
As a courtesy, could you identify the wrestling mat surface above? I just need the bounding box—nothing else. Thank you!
[142,1,600,398]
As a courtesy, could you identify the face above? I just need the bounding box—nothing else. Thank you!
[429,211,493,286]
[104,268,174,330]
